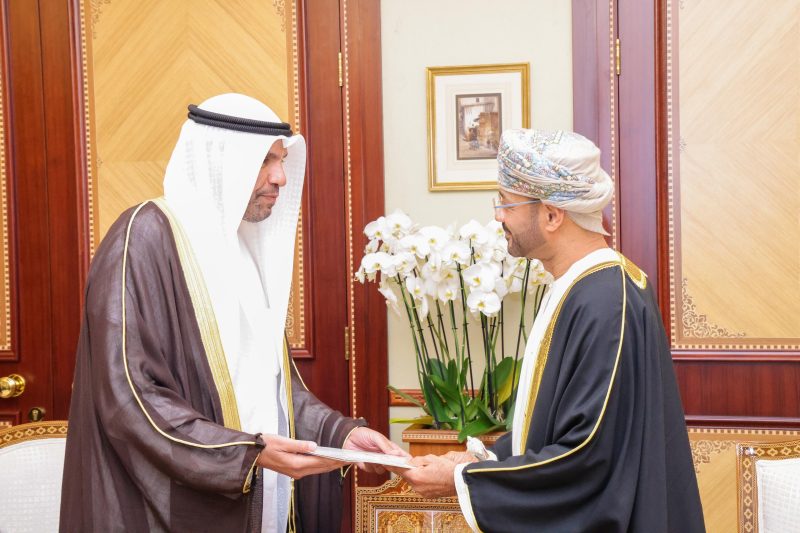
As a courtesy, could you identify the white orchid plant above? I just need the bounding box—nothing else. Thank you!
[356,209,552,440]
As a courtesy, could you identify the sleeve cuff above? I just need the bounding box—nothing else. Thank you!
[454,463,481,532]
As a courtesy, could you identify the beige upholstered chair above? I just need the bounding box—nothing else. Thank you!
[688,428,800,533]
[737,439,800,533]
[0,421,68,533]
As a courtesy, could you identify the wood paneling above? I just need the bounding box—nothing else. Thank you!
[613,0,800,426]
[40,0,86,420]
[89,0,289,240]
[0,0,63,422]
[341,0,389,491]
[671,0,800,348]
[572,0,619,246]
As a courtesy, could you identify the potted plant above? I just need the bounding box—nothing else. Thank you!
[356,210,551,455]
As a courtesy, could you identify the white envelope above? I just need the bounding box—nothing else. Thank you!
[306,446,414,469]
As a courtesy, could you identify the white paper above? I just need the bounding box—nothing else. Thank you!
[306,447,414,469]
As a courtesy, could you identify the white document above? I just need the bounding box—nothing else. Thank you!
[307,446,414,469]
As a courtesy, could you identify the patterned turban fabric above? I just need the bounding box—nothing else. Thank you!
[497,129,613,235]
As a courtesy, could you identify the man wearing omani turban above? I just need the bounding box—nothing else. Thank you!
[397,130,705,533]
[61,94,405,532]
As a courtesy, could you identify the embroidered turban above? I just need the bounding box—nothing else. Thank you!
[497,129,613,235]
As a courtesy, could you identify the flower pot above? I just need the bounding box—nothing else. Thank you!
[401,423,506,457]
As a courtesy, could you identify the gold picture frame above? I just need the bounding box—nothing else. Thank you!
[427,63,530,191]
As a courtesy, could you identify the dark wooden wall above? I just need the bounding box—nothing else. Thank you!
[571,0,800,428]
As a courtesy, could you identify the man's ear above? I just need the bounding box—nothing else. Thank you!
[542,205,566,232]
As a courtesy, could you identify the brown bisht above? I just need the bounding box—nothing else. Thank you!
[458,257,705,533]
[61,202,364,532]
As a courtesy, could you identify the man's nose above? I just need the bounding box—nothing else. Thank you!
[494,209,504,223]
[269,165,287,187]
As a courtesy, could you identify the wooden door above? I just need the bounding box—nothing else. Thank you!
[0,0,85,428]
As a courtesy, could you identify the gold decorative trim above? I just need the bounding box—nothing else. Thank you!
[342,0,358,491]
[667,0,678,345]
[273,0,286,32]
[342,0,358,490]
[89,0,112,39]
[517,261,623,453]
[426,63,531,192]
[690,439,736,474]
[78,0,97,257]
[620,254,647,290]
[355,477,465,533]
[609,0,618,248]
[152,198,242,430]
[121,201,256,451]
[402,425,502,445]
[285,0,305,349]
[681,278,746,340]
[737,438,800,533]
[0,45,10,352]
[282,337,298,532]
[0,421,68,448]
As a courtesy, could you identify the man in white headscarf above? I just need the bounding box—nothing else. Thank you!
[61,94,405,533]
[395,130,704,532]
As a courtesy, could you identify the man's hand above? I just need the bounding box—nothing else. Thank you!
[343,427,410,474]
[256,434,344,479]
[443,450,479,465]
[390,454,458,498]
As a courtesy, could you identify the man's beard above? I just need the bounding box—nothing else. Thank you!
[242,197,273,222]
[504,219,544,259]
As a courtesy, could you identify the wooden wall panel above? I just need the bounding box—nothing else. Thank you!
[572,0,619,247]
[81,0,309,350]
[613,0,800,426]
[342,0,389,490]
[670,0,800,349]
[88,0,289,239]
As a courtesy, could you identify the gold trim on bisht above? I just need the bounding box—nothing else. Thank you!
[151,197,242,431]
[620,254,647,290]
[475,263,627,471]
[517,261,621,453]
[121,201,255,451]
[282,336,298,533]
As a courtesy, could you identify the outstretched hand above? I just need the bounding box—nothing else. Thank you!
[256,434,344,479]
[343,427,411,474]
[388,453,470,498]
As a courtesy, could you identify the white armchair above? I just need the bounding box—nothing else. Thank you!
[0,421,68,533]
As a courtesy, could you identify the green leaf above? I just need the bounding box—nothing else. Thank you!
[421,376,453,428]
[387,385,426,410]
[390,415,434,425]
[457,419,506,442]
[505,401,516,431]
[428,358,446,379]
[476,399,503,426]
[447,359,459,384]
[496,358,522,405]
[429,374,463,406]
[464,400,479,421]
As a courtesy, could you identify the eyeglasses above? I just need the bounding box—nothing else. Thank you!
[492,195,541,210]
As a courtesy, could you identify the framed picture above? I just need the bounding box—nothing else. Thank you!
[426,63,530,191]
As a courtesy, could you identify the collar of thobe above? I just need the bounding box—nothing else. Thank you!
[511,247,621,455]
